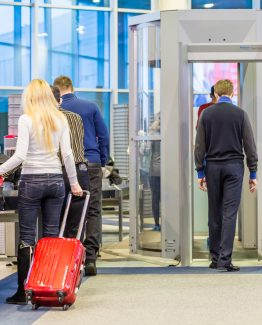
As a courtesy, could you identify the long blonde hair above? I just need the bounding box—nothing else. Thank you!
[22,79,66,152]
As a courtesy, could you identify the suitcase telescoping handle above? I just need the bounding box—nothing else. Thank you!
[59,190,90,240]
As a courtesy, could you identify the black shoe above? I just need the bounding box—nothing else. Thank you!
[84,261,97,276]
[209,262,217,269]
[6,243,32,305]
[6,290,27,305]
[217,264,240,272]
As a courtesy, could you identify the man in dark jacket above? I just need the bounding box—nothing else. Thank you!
[54,76,109,276]
[194,79,258,272]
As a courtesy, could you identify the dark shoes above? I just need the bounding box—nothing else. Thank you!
[6,243,32,305]
[6,290,27,305]
[85,261,97,276]
[209,262,240,272]
[152,225,161,232]
[209,262,217,269]
[217,264,240,272]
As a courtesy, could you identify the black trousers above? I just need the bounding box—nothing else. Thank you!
[83,166,102,262]
[62,164,89,241]
[205,162,244,267]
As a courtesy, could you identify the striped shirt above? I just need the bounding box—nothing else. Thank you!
[60,109,87,165]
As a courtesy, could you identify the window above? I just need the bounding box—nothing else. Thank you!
[118,0,151,10]
[3,0,30,3]
[38,8,110,88]
[0,5,30,86]
[118,12,141,89]
[74,91,110,130]
[192,0,252,9]
[118,93,129,105]
[39,0,110,7]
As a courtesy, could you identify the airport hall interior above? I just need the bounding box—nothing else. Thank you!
[1,0,262,324]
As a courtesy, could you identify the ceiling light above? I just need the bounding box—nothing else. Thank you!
[92,0,101,3]
[76,26,85,32]
[38,33,48,37]
[204,3,214,8]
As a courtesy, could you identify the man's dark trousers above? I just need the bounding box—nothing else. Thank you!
[205,162,244,267]
[61,164,89,240]
[83,165,102,262]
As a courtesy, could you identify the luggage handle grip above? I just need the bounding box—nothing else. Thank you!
[59,190,90,240]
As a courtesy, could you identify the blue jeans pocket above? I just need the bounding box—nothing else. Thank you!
[19,181,42,200]
[54,181,65,199]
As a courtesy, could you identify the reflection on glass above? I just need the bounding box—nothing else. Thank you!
[38,8,110,88]
[192,0,252,9]
[137,140,161,251]
[137,25,160,135]
[0,5,30,86]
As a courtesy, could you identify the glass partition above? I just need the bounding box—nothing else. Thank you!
[136,24,160,136]
[130,22,161,252]
[137,140,161,251]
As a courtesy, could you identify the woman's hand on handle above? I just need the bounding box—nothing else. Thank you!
[71,183,83,196]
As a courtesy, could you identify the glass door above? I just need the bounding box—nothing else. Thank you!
[129,22,161,254]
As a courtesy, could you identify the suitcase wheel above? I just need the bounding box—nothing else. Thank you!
[32,304,40,310]
[57,290,66,303]
[26,290,33,302]
[63,304,70,311]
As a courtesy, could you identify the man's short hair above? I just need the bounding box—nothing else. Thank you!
[53,76,74,92]
[50,85,61,103]
[210,85,215,98]
[214,79,234,97]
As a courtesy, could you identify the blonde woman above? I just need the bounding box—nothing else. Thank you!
[0,79,82,305]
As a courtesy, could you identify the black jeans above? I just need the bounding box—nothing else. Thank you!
[61,164,89,239]
[205,162,244,267]
[83,165,102,262]
[18,174,65,246]
[150,176,161,226]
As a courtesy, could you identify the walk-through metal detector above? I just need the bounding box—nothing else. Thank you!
[129,10,262,265]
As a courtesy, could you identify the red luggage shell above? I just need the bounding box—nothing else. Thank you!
[24,191,90,310]
[25,237,85,308]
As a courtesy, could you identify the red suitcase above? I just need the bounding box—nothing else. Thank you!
[24,190,90,311]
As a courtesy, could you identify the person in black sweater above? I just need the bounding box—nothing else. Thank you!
[194,79,258,272]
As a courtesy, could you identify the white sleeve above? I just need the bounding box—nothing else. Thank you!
[0,115,29,175]
[60,121,78,185]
